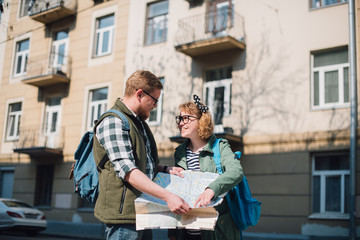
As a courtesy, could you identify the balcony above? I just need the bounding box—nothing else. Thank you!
[29,0,77,24]
[23,51,71,87]
[174,9,245,57]
[13,126,64,157]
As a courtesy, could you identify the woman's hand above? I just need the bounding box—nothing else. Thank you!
[194,188,215,207]
[166,166,185,178]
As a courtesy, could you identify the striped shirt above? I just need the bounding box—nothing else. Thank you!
[95,114,155,180]
[186,148,201,171]
[186,147,202,237]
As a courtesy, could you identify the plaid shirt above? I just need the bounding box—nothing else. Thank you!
[95,114,155,180]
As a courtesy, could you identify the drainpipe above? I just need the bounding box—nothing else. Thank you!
[348,0,357,239]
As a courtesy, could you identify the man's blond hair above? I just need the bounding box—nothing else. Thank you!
[125,70,163,97]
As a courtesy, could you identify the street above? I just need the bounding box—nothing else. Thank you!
[0,229,168,240]
[0,232,103,240]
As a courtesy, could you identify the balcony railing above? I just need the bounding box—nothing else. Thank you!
[13,126,64,157]
[29,0,77,24]
[23,51,71,87]
[174,9,245,57]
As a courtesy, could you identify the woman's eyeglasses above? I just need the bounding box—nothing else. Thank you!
[175,115,200,124]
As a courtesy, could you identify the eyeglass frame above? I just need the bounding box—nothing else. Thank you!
[175,115,200,124]
[140,89,159,106]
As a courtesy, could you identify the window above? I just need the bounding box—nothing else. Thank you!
[52,30,69,72]
[87,87,108,130]
[6,102,22,141]
[311,0,347,8]
[208,0,234,34]
[35,165,54,207]
[204,67,232,131]
[93,14,114,57]
[44,97,62,148]
[45,97,61,135]
[145,0,168,45]
[311,153,349,218]
[0,167,15,198]
[19,0,30,18]
[14,39,29,77]
[148,77,164,125]
[311,48,349,109]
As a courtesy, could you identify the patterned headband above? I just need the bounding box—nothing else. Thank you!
[193,94,209,113]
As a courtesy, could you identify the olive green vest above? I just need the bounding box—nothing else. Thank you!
[93,98,159,224]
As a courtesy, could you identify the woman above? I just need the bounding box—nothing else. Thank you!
[170,95,243,240]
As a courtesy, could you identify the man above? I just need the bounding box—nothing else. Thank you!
[93,70,190,240]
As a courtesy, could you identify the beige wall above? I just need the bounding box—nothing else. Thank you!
[0,0,129,223]
[125,0,359,236]
[125,0,354,148]
[0,0,358,235]
[0,0,129,160]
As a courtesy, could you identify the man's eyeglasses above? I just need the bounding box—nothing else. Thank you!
[175,115,200,124]
[142,90,158,106]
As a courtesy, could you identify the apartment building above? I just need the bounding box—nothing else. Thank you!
[124,0,360,238]
[0,0,129,224]
[0,0,359,238]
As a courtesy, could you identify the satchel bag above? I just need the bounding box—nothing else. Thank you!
[212,138,262,232]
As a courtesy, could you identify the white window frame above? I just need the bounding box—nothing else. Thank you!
[52,30,69,71]
[5,101,22,141]
[87,87,108,131]
[310,0,347,9]
[88,5,117,66]
[148,78,164,126]
[208,0,234,34]
[18,0,30,18]
[13,39,29,78]
[203,78,232,128]
[310,153,350,219]
[94,14,114,57]
[311,52,349,110]
[145,0,168,45]
[44,97,62,136]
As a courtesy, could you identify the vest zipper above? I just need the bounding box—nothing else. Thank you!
[119,185,127,214]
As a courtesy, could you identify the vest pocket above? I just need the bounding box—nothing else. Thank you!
[119,185,127,214]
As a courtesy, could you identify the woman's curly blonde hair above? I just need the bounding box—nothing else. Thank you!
[178,101,214,140]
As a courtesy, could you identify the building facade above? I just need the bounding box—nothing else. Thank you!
[0,0,359,238]
[124,0,360,237]
[0,0,129,224]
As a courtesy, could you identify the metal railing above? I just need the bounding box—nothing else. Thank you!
[29,0,77,16]
[25,51,72,80]
[14,126,65,150]
[174,8,245,47]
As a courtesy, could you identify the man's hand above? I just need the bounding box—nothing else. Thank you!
[125,169,190,215]
[165,192,191,215]
[194,188,215,208]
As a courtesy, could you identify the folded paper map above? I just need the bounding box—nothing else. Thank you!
[135,170,224,230]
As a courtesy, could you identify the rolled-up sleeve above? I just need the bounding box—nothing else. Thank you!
[208,139,243,198]
[95,115,137,180]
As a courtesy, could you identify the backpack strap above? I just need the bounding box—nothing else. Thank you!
[105,109,130,131]
[212,138,223,175]
[213,138,242,175]
[96,109,130,171]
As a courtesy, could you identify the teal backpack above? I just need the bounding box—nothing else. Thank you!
[69,109,129,202]
[212,138,262,235]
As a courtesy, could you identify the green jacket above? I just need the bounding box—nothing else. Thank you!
[93,99,159,224]
[173,135,243,240]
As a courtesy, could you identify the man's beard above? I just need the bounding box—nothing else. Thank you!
[137,108,149,121]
